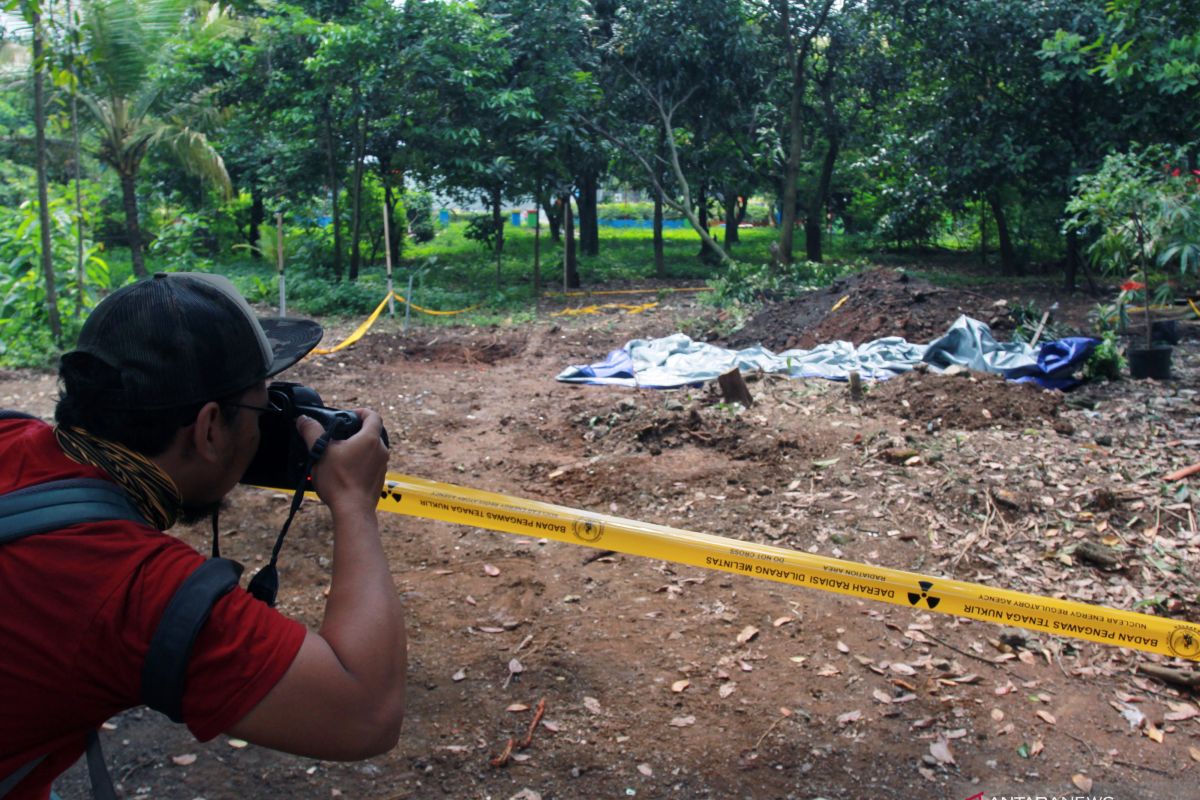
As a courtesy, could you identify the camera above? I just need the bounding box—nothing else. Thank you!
[240,381,389,491]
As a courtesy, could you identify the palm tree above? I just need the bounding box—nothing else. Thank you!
[79,0,232,278]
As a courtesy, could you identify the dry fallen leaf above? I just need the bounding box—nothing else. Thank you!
[171,754,197,766]
[836,641,850,654]
[929,739,955,765]
[773,616,794,627]
[890,662,916,676]
[1072,775,1093,792]
[452,668,466,682]
[872,689,892,705]
[637,763,653,777]
[1189,746,1200,762]
[1145,723,1164,743]
[671,679,690,693]
[1030,740,1044,757]
[836,710,862,725]
[583,697,602,715]
[737,625,760,644]
[1164,702,1200,722]
[227,738,248,749]
[483,564,500,577]
[1036,710,1057,726]
[506,703,530,713]
[508,658,524,675]
[991,708,1005,722]
[719,683,737,699]
[669,715,696,727]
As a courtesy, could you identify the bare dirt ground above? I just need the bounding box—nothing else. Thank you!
[4,267,1200,800]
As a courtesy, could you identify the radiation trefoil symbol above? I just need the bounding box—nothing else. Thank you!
[908,581,941,609]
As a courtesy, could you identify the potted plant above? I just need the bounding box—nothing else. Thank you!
[1066,145,1200,379]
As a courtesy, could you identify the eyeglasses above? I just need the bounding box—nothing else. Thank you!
[228,399,283,416]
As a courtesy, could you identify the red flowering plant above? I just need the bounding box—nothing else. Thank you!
[1066,144,1200,347]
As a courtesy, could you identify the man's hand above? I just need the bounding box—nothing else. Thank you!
[296,409,388,513]
[228,407,405,760]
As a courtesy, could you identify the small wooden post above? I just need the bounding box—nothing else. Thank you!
[275,213,285,317]
[717,368,753,407]
[848,370,863,400]
[383,201,395,318]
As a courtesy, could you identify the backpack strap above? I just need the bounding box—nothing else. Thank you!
[0,479,149,543]
[141,557,244,722]
[0,472,244,794]
[0,754,47,799]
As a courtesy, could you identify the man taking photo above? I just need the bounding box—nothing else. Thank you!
[0,272,406,799]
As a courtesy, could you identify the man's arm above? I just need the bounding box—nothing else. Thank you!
[227,410,406,760]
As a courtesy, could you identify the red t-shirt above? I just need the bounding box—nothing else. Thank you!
[0,418,307,799]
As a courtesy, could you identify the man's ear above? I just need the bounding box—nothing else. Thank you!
[187,401,228,464]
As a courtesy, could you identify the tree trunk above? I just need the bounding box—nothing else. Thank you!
[323,106,343,281]
[31,7,61,340]
[986,191,1018,275]
[776,1,805,268]
[544,196,562,242]
[723,191,739,249]
[68,0,85,315]
[348,109,367,281]
[120,171,147,280]
[578,170,599,256]
[533,184,542,304]
[384,180,402,267]
[979,198,988,265]
[653,188,665,279]
[806,136,839,263]
[491,186,504,290]
[774,0,834,268]
[1064,228,1080,292]
[249,187,265,250]
[563,192,579,289]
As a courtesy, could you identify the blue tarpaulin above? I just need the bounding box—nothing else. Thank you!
[556,316,1098,391]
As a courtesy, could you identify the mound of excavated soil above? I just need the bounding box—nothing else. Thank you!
[865,369,1069,432]
[723,268,1013,350]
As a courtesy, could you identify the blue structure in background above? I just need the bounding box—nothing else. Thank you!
[438,209,450,227]
[597,218,688,229]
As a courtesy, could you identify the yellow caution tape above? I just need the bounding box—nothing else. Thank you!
[308,292,481,356]
[359,473,1200,662]
[1190,298,1200,319]
[391,293,479,316]
[546,287,708,298]
[551,302,658,317]
[830,294,849,312]
[310,293,392,355]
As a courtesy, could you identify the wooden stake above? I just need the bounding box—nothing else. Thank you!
[717,368,753,407]
[848,370,863,400]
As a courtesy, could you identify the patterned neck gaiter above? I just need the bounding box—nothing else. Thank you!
[55,425,182,530]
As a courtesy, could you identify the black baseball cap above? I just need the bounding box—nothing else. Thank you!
[65,272,323,410]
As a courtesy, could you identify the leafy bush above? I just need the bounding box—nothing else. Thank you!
[705,259,857,305]
[0,181,112,367]
[463,213,501,252]
[281,274,390,317]
[1066,144,1200,344]
[406,191,436,243]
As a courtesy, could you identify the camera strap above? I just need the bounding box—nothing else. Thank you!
[246,426,337,606]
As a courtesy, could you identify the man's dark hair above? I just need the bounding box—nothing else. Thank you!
[56,351,242,456]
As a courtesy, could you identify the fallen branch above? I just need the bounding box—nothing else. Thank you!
[519,697,547,749]
[1163,461,1200,482]
[1138,663,1200,689]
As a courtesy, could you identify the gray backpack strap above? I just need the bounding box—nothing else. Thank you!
[142,557,244,722]
[0,479,148,543]
[0,753,47,798]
